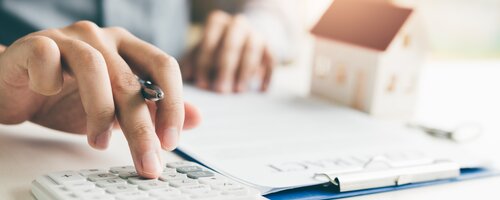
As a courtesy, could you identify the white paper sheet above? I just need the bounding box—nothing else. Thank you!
[179,87,488,194]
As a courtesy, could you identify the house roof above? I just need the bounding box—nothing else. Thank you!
[311,0,413,51]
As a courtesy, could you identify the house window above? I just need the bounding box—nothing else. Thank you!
[386,74,397,93]
[314,56,331,79]
[335,63,347,85]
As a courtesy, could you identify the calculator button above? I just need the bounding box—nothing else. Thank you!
[149,187,182,197]
[189,190,220,199]
[78,194,115,200]
[95,178,127,187]
[176,166,203,174]
[88,173,119,181]
[80,169,109,176]
[115,191,148,200]
[163,168,177,173]
[198,176,227,184]
[137,181,169,191]
[75,187,106,197]
[156,196,189,200]
[210,181,244,191]
[166,161,196,168]
[64,181,95,191]
[105,184,138,194]
[179,184,211,194]
[169,179,199,188]
[119,171,139,179]
[49,171,86,184]
[159,173,187,181]
[127,177,158,185]
[110,166,136,174]
[187,171,215,179]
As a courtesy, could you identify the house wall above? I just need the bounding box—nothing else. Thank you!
[371,15,427,117]
[311,37,381,112]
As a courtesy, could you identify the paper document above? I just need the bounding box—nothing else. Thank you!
[179,87,488,194]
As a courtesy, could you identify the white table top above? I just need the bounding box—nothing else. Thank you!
[1,59,500,200]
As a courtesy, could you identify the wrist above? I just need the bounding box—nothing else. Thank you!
[0,44,6,54]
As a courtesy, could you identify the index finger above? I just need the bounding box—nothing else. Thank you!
[110,28,186,151]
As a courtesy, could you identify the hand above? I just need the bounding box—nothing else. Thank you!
[0,21,202,178]
[181,10,274,93]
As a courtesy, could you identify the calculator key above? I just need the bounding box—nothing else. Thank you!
[75,187,106,197]
[180,184,211,194]
[64,181,95,191]
[55,192,81,200]
[169,179,199,188]
[49,171,87,184]
[149,187,182,197]
[159,173,187,181]
[110,166,136,174]
[198,176,227,184]
[78,194,114,200]
[187,171,215,179]
[95,178,127,187]
[156,196,189,200]
[105,184,138,194]
[166,161,196,168]
[88,173,119,181]
[115,191,148,200]
[163,168,177,173]
[210,181,244,191]
[80,169,109,176]
[119,171,139,179]
[127,177,158,185]
[176,166,203,174]
[190,190,220,199]
[137,180,169,190]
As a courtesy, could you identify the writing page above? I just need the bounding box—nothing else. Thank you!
[180,87,486,194]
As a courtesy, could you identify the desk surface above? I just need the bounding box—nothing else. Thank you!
[1,60,500,200]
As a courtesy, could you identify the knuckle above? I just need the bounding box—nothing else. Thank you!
[112,71,141,95]
[164,98,184,110]
[24,36,59,59]
[76,45,106,72]
[231,14,247,26]
[129,123,156,146]
[88,106,115,121]
[70,20,100,34]
[207,10,230,24]
[223,41,239,53]
[105,26,130,36]
[152,54,180,73]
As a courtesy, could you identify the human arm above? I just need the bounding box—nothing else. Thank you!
[181,0,299,93]
[0,21,202,178]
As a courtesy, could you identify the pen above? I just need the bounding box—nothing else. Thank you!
[137,76,164,102]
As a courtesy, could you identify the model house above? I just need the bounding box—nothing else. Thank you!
[310,0,426,118]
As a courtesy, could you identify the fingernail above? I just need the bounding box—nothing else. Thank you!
[162,128,179,151]
[94,130,111,149]
[141,151,162,176]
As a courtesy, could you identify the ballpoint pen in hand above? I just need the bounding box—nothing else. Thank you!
[137,76,164,102]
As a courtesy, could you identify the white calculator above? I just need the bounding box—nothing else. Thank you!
[31,161,266,200]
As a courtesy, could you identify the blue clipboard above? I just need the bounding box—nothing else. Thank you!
[174,150,498,200]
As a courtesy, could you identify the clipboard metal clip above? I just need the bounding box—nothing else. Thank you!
[314,158,460,192]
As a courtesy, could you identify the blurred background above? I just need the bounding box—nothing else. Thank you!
[301,0,500,59]
[265,0,500,151]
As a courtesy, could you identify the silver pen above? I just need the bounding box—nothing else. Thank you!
[137,76,164,101]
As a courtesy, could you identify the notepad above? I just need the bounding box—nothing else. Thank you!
[179,87,491,195]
